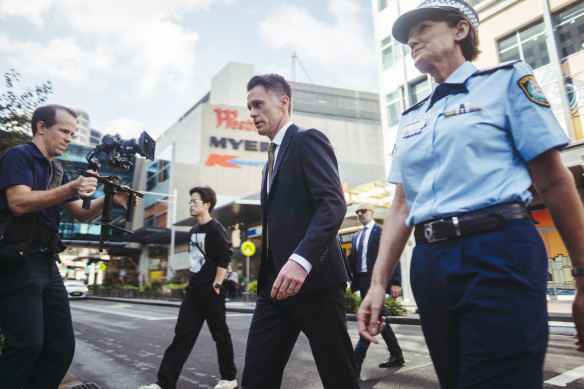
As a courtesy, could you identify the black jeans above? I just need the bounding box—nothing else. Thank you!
[157,284,236,389]
[0,254,75,389]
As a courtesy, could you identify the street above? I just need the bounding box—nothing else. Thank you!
[68,299,584,389]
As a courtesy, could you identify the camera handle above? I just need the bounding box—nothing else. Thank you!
[80,159,101,210]
[75,169,144,251]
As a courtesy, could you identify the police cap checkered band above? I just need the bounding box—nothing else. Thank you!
[392,0,479,44]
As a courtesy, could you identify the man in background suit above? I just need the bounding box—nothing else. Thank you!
[347,202,405,375]
[241,74,359,389]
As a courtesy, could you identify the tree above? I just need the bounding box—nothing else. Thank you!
[0,69,52,156]
[0,69,53,132]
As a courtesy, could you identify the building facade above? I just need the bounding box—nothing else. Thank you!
[72,108,91,146]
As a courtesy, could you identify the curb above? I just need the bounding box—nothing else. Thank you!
[86,296,576,335]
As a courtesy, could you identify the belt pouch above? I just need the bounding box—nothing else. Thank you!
[0,214,36,269]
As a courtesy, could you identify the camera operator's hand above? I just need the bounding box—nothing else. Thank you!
[73,171,98,197]
[113,188,137,210]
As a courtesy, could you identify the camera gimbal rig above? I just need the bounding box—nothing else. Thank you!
[76,132,155,252]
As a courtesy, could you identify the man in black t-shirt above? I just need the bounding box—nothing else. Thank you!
[139,186,237,389]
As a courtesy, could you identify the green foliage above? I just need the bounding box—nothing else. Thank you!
[150,280,162,291]
[247,280,257,295]
[0,129,31,157]
[0,69,53,133]
[165,283,188,294]
[384,297,408,316]
[345,289,362,314]
[344,289,408,316]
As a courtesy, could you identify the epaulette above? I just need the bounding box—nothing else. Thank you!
[402,95,430,115]
[473,60,520,76]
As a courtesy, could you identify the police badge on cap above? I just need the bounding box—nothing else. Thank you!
[392,0,479,44]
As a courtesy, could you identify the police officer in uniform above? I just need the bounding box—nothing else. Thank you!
[357,1,584,387]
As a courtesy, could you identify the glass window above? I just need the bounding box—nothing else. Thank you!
[378,0,388,12]
[497,20,549,69]
[382,46,394,69]
[385,88,404,127]
[554,2,584,58]
[409,77,431,106]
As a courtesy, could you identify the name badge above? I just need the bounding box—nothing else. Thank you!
[402,115,429,138]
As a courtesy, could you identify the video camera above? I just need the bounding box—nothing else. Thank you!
[85,131,155,172]
[76,131,156,251]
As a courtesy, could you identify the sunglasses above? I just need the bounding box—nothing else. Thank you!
[355,209,371,215]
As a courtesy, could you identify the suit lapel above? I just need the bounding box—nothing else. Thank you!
[268,124,298,196]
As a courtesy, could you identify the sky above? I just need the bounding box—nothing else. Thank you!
[0,0,379,140]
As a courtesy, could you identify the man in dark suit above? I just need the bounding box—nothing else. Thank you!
[347,202,405,375]
[241,74,359,389]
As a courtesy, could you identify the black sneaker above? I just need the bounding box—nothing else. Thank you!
[379,354,405,368]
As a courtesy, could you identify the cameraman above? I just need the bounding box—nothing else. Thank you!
[0,104,132,389]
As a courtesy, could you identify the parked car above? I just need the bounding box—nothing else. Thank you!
[64,280,89,299]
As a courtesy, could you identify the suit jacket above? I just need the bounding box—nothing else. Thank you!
[347,223,401,293]
[259,124,349,295]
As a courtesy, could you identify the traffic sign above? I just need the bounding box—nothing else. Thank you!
[241,240,256,256]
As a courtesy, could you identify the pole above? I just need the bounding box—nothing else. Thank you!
[246,255,250,304]
[540,0,574,139]
[168,188,177,280]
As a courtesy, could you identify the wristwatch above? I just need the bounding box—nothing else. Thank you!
[571,267,584,277]
[213,282,222,289]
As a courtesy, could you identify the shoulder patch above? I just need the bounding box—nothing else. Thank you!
[517,75,550,107]
[473,60,521,76]
[402,95,429,115]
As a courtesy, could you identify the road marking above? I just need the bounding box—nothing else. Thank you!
[545,365,584,387]
[70,304,176,321]
[226,313,252,317]
[396,362,434,373]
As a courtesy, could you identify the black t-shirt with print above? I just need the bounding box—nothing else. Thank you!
[188,219,233,289]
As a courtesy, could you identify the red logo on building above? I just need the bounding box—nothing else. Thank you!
[214,108,256,131]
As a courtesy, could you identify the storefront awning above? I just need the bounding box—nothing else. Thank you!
[128,227,190,244]
[175,194,262,228]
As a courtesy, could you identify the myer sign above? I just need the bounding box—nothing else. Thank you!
[206,107,266,168]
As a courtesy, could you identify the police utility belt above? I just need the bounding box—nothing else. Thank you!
[414,203,530,244]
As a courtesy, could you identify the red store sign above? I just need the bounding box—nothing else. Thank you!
[215,108,256,131]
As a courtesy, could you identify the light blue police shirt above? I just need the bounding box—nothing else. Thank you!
[388,61,570,227]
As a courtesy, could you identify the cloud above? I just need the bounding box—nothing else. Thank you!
[102,117,145,139]
[257,0,377,91]
[0,0,218,96]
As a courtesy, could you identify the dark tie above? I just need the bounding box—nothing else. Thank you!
[356,226,368,273]
[429,83,468,108]
[265,142,277,253]
[267,142,276,186]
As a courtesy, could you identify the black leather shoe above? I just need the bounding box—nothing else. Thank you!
[379,354,405,368]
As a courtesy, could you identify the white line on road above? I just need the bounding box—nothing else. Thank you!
[545,365,584,387]
[396,362,434,373]
[70,303,176,321]
[226,313,253,317]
